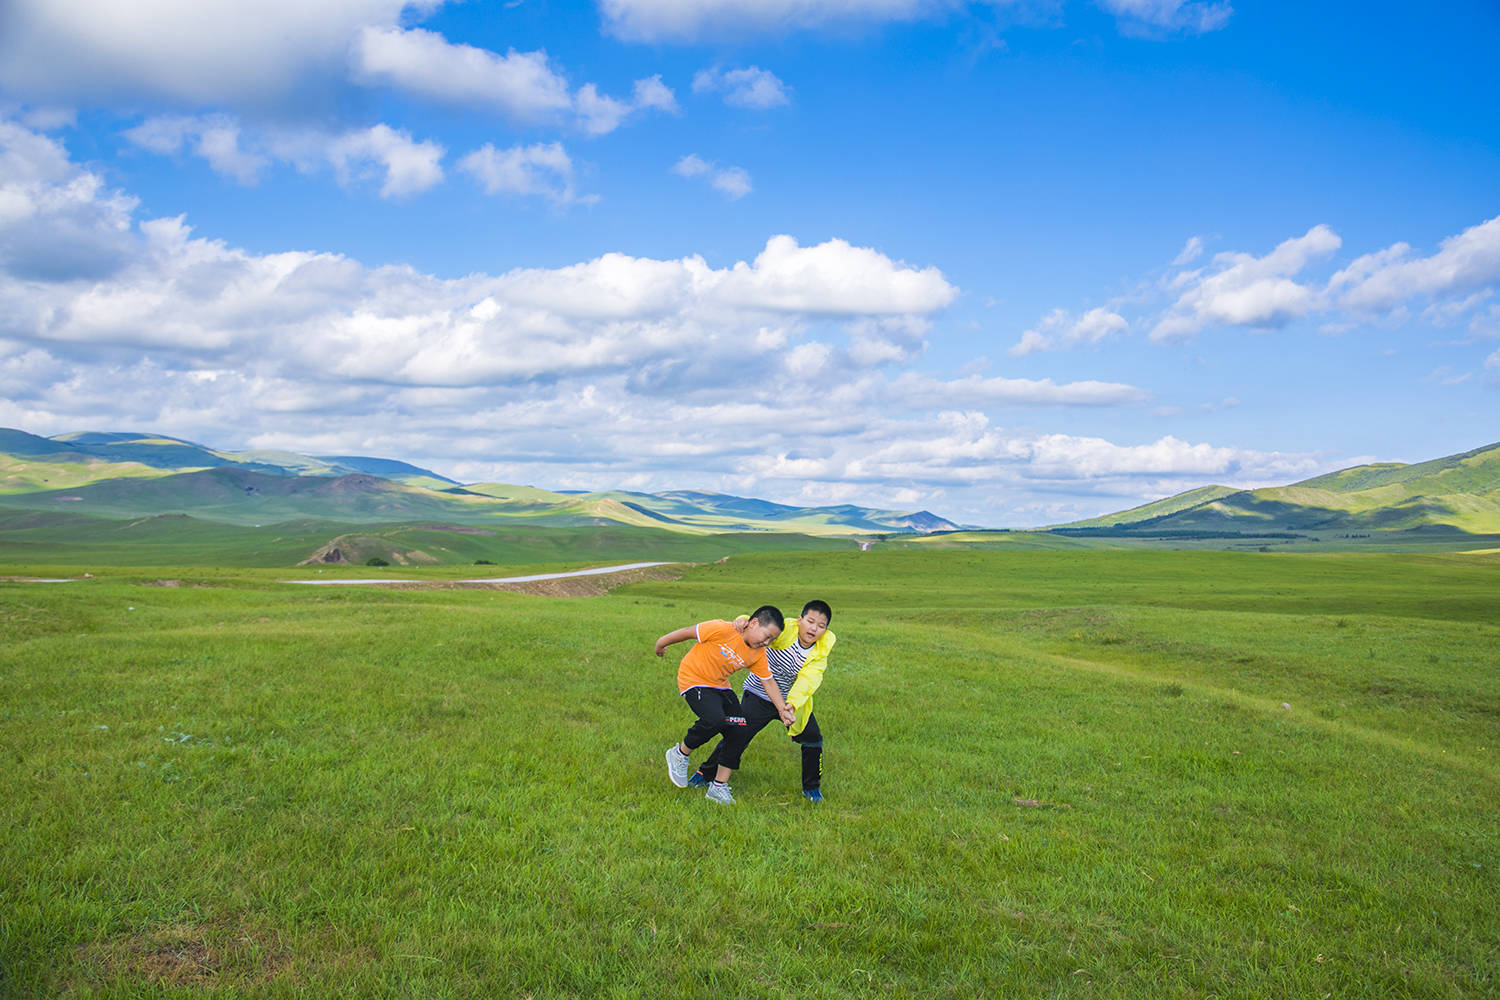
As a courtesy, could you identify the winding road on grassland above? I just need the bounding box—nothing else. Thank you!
[282,561,677,586]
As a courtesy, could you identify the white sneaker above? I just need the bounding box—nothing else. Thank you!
[666,745,691,787]
[705,782,736,805]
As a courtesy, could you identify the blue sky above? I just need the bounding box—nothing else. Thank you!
[0,0,1496,526]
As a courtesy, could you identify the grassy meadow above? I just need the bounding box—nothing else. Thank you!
[2,550,1497,998]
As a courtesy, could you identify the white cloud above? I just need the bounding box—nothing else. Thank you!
[712,167,753,199]
[1426,368,1471,387]
[672,154,711,178]
[1,115,1344,528]
[126,116,270,184]
[632,75,680,114]
[323,125,445,198]
[124,115,445,198]
[601,0,1231,42]
[459,142,589,204]
[717,235,955,313]
[600,0,952,42]
[0,0,412,105]
[848,316,929,365]
[892,372,1147,406]
[1171,235,1204,266]
[573,84,632,137]
[350,26,572,120]
[1329,214,1500,313]
[692,66,791,109]
[1097,0,1233,34]
[1009,306,1127,355]
[5,121,955,368]
[352,27,676,135]
[575,75,681,134]
[731,416,1316,519]
[0,7,673,140]
[12,105,77,131]
[0,120,138,282]
[1025,216,1500,355]
[1419,289,1494,329]
[1024,432,1288,478]
[672,154,753,200]
[1470,304,1500,340]
[1151,225,1341,341]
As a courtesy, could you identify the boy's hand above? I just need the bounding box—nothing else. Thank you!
[778,704,797,726]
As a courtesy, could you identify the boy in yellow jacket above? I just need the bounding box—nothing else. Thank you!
[689,599,836,803]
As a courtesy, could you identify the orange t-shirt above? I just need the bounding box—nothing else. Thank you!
[676,620,771,694]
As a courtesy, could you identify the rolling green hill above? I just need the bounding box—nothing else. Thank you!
[6,428,1496,564]
[0,467,630,529]
[0,453,175,494]
[1052,485,1241,530]
[0,427,961,538]
[0,428,964,563]
[2,429,456,486]
[1051,440,1500,541]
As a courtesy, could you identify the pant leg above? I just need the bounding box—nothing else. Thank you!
[793,712,822,791]
[713,693,778,772]
[696,737,724,780]
[681,687,743,751]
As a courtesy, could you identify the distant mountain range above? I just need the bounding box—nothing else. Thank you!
[3,429,1497,563]
[1049,440,1500,539]
[0,428,962,539]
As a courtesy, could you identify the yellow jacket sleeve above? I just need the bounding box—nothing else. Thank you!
[786,630,835,737]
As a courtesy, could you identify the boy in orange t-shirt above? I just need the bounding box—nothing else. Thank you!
[654,605,795,805]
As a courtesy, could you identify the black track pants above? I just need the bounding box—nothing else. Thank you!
[697,692,823,790]
[681,686,746,751]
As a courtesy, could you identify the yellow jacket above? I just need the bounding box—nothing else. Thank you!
[738,615,836,737]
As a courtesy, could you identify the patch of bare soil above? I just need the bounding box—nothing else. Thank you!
[79,917,293,989]
[301,544,350,565]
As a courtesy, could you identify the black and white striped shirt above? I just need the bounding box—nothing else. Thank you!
[743,639,809,702]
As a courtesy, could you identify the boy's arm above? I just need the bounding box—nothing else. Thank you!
[786,659,825,707]
[653,625,697,657]
[759,676,797,726]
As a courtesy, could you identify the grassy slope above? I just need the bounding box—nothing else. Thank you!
[1,431,455,485]
[0,550,1495,998]
[0,471,919,540]
[0,511,374,566]
[1297,440,1500,494]
[0,508,856,569]
[0,455,186,494]
[8,438,1500,549]
[1050,485,1240,529]
[1056,441,1500,537]
[0,470,669,531]
[0,435,952,539]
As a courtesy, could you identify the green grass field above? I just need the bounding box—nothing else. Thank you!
[2,551,1496,998]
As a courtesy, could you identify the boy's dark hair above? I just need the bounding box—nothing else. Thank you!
[748,605,785,630]
[801,599,833,624]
